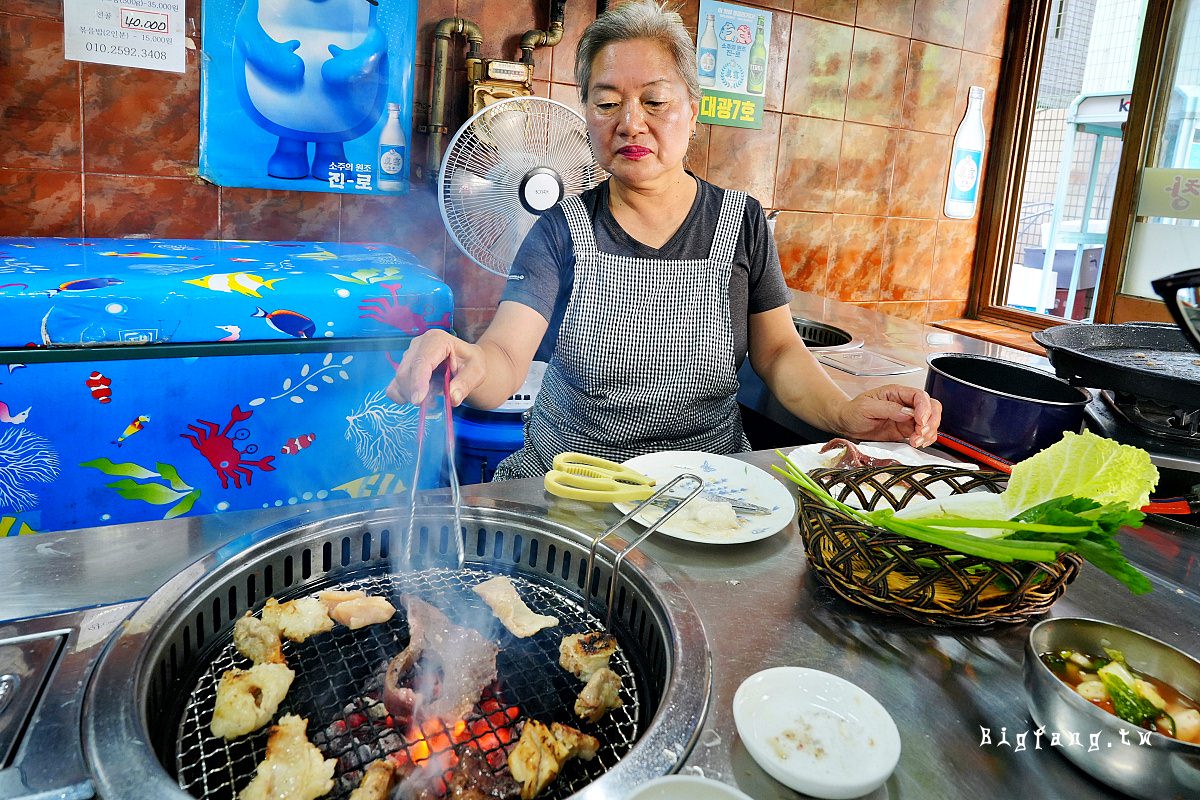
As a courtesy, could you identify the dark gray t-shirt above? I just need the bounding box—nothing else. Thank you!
[501,176,791,363]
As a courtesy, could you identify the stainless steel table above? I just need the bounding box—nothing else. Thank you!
[2,450,1197,800]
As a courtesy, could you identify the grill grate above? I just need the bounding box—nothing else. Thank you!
[174,566,644,800]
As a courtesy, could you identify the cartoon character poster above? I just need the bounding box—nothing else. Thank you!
[199,0,417,195]
[696,0,771,129]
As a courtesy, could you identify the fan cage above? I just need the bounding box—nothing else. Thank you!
[439,96,606,276]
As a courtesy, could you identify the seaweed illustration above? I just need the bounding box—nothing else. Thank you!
[331,472,408,499]
[344,391,421,473]
[249,352,355,406]
[330,266,405,285]
[0,427,60,512]
[80,458,201,520]
[1,516,37,536]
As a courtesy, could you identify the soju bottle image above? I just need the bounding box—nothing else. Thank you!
[377,102,407,192]
[747,17,767,95]
[698,14,718,88]
[944,86,986,219]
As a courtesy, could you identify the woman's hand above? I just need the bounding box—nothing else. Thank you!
[838,384,942,448]
[385,329,484,407]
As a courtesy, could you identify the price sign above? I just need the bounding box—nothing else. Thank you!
[65,0,186,73]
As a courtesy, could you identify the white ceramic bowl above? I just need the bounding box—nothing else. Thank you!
[623,775,754,800]
[732,667,901,799]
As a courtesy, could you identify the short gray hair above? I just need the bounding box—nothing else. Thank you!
[575,0,701,104]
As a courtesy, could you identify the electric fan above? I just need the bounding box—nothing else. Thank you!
[439,96,607,276]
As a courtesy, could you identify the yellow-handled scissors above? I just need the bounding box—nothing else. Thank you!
[544,452,660,503]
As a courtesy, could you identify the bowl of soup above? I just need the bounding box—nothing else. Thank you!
[1024,617,1200,799]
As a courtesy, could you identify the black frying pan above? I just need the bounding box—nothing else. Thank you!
[1032,322,1200,406]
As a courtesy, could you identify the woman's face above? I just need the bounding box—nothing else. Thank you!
[584,39,698,189]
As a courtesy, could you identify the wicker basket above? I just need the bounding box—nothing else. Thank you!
[796,465,1083,626]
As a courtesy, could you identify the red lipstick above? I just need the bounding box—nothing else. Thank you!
[617,145,651,159]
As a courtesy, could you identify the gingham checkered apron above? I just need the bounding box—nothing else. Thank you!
[492,188,750,480]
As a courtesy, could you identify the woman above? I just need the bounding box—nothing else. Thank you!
[389,0,941,479]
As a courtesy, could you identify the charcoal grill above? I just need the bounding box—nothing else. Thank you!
[81,502,711,800]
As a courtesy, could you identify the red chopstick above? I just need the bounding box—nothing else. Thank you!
[934,432,1013,473]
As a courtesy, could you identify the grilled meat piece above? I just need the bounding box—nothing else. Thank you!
[261,596,334,642]
[319,590,396,630]
[210,662,295,739]
[446,749,520,799]
[574,667,622,723]
[559,632,618,680]
[234,612,285,666]
[347,759,397,800]
[383,595,499,725]
[472,576,559,638]
[508,721,599,800]
[239,714,335,800]
[819,438,901,468]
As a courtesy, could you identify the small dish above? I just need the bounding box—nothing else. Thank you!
[623,775,754,800]
[732,667,900,799]
[785,441,969,473]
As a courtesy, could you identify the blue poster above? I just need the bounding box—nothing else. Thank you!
[199,0,417,195]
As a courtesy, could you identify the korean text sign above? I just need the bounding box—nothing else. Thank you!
[199,0,417,196]
[696,0,771,129]
[65,0,186,73]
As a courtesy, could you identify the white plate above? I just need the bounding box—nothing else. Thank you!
[623,775,754,800]
[784,441,969,473]
[613,451,796,545]
[733,667,901,799]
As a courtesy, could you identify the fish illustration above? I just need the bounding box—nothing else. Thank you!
[85,371,113,403]
[184,272,284,298]
[252,307,316,338]
[216,325,241,342]
[48,277,123,297]
[0,401,30,424]
[113,415,150,447]
[280,432,316,455]
[0,283,29,290]
[229,257,259,263]
[97,251,178,258]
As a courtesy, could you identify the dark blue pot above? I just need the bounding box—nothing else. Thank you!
[925,353,1090,463]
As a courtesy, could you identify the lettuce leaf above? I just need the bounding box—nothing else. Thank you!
[896,431,1158,524]
[997,430,1158,516]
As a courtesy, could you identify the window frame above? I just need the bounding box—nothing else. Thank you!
[971,0,1179,329]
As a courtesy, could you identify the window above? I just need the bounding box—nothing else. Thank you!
[972,0,1186,328]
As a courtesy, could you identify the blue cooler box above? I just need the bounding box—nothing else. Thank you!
[0,237,453,535]
[452,361,543,484]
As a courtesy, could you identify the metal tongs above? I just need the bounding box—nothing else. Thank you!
[406,366,464,569]
[581,472,705,632]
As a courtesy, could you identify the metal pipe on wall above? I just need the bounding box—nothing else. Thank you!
[520,0,567,64]
[428,17,484,183]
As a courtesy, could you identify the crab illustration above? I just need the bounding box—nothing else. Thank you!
[358,283,452,334]
[181,404,276,489]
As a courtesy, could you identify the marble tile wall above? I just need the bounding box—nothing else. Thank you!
[0,0,1008,335]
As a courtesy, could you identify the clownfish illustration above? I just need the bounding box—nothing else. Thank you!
[252,307,316,338]
[48,277,123,297]
[280,433,316,455]
[113,414,150,447]
[184,272,283,298]
[85,371,113,403]
[0,401,31,424]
